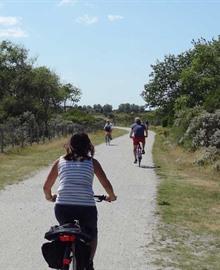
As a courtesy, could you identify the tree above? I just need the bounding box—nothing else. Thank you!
[93,104,103,113]
[61,83,81,111]
[117,103,145,113]
[142,52,193,115]
[31,66,62,133]
[181,37,220,111]
[103,104,112,114]
[0,40,34,118]
[142,37,220,120]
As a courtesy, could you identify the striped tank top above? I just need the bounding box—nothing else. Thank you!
[56,156,95,206]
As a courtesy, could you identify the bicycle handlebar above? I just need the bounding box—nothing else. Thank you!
[94,195,107,202]
[48,194,108,203]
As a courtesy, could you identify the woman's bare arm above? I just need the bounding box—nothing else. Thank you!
[93,158,117,202]
[43,159,59,202]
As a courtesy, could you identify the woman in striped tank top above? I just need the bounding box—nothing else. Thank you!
[43,133,117,270]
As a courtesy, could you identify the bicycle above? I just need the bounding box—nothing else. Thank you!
[105,133,111,145]
[130,136,143,167]
[42,195,106,270]
[136,143,142,167]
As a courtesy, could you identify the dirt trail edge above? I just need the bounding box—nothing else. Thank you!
[0,129,159,270]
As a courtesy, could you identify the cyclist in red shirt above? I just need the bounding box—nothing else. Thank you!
[130,117,148,163]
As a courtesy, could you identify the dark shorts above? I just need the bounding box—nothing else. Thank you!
[55,204,98,239]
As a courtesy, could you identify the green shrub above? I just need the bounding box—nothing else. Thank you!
[63,109,97,124]
[183,110,220,149]
[173,106,202,143]
[194,146,220,166]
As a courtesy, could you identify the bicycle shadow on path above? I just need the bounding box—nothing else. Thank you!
[106,143,118,146]
[139,165,160,169]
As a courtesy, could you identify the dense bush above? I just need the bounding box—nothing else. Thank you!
[63,109,98,124]
[194,146,220,166]
[173,106,203,143]
[182,110,220,149]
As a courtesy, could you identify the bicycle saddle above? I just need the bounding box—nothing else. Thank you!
[45,223,91,242]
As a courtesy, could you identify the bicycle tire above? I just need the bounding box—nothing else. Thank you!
[75,240,91,270]
[71,243,77,270]
[105,134,110,145]
[136,144,142,167]
[138,157,141,167]
[61,245,72,270]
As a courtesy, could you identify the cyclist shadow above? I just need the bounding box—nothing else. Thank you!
[108,143,117,146]
[140,165,160,169]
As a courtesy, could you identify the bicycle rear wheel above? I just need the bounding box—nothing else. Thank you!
[75,240,91,270]
[105,134,110,145]
[138,156,142,167]
[61,245,72,270]
[136,145,142,167]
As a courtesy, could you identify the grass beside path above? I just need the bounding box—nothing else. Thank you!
[0,128,127,190]
[152,127,220,270]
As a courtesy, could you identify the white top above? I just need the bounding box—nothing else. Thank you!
[56,156,95,206]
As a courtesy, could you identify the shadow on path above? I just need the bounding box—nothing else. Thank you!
[140,165,160,169]
[106,144,118,146]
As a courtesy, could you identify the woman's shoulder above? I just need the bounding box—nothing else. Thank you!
[57,156,67,164]
[92,158,101,168]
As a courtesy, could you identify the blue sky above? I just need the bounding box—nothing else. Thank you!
[0,0,219,108]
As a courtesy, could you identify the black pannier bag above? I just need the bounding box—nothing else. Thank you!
[41,240,66,269]
[41,224,92,269]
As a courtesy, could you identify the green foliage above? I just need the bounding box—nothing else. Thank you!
[117,103,145,113]
[102,104,113,115]
[181,110,220,150]
[181,38,220,109]
[63,108,101,124]
[93,104,103,113]
[61,83,81,111]
[142,52,193,114]
[204,88,220,112]
[194,146,220,166]
[173,106,203,142]
[0,40,82,126]
[174,95,190,112]
[142,36,220,121]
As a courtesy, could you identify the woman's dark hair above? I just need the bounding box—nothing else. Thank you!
[64,133,94,161]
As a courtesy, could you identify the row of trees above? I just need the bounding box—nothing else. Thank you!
[78,103,145,114]
[142,37,220,125]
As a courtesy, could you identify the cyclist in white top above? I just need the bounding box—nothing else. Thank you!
[43,132,117,270]
[104,119,113,140]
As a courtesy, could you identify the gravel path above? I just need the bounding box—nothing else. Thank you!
[0,129,159,270]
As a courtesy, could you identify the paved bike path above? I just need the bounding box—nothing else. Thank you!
[0,129,159,270]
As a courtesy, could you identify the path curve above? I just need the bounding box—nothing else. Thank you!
[0,129,159,270]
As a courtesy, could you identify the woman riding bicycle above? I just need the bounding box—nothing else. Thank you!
[104,120,113,141]
[43,132,117,270]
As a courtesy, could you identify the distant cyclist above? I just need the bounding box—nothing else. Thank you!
[130,117,148,164]
[104,120,113,140]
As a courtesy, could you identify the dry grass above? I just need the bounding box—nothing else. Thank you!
[152,127,220,269]
[0,128,127,189]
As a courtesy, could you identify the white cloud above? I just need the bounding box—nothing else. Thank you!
[75,14,98,25]
[0,28,27,38]
[107,15,124,22]
[0,16,21,26]
[0,16,27,38]
[58,0,78,6]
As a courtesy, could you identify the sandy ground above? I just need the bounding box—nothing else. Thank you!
[0,129,159,270]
